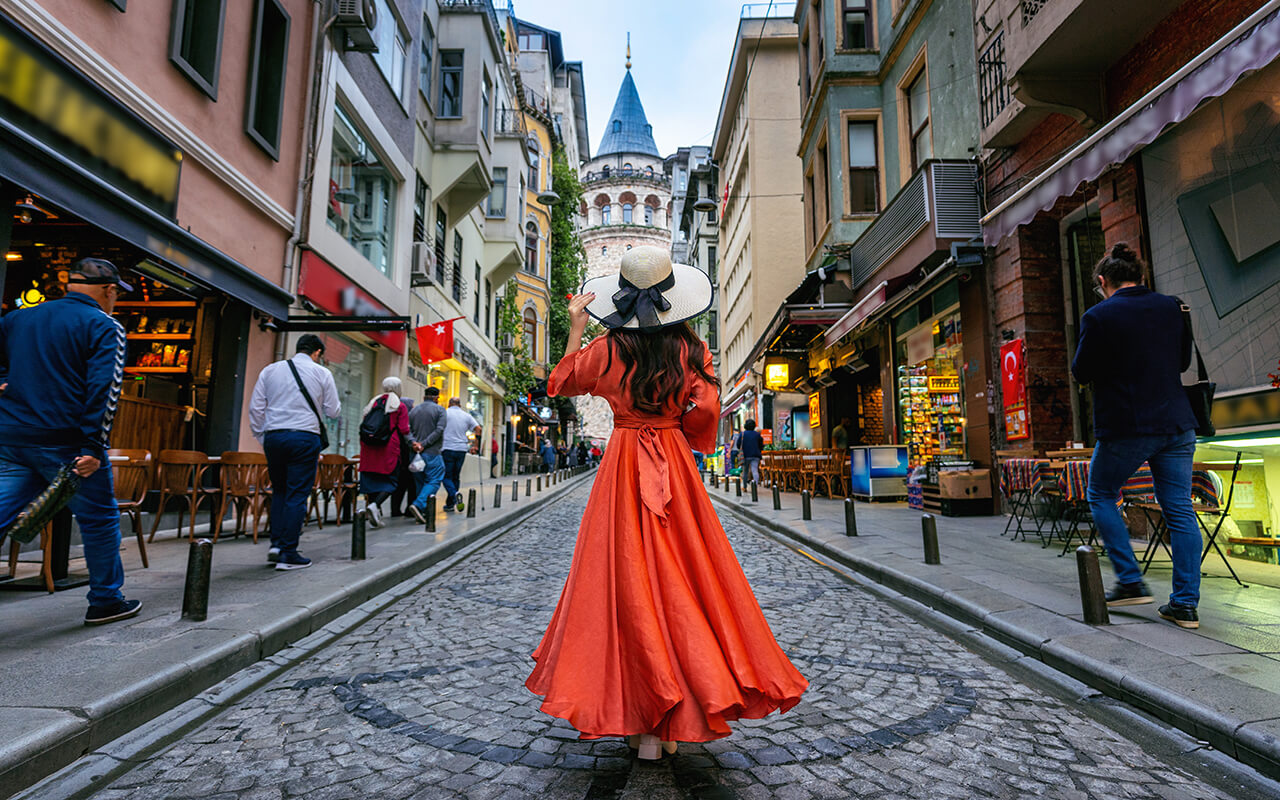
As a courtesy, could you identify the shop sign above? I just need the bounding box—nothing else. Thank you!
[0,17,182,215]
[454,338,479,371]
[1212,388,1280,432]
[297,251,406,353]
[1000,339,1030,441]
[928,376,960,393]
[765,362,789,390]
[906,328,934,366]
[761,428,774,445]
[808,392,821,429]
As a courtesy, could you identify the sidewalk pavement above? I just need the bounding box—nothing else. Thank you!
[0,467,592,799]
[709,481,1280,781]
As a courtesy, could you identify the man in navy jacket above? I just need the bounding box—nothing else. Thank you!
[740,419,765,486]
[0,259,141,625]
[1071,243,1200,629]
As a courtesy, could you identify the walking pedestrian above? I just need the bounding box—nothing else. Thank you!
[526,246,806,759]
[0,258,144,623]
[358,377,410,528]
[539,438,556,473]
[576,441,588,467]
[590,443,602,466]
[250,333,341,570]
[441,397,482,511]
[1072,243,1202,629]
[389,397,415,517]
[406,387,446,524]
[832,416,852,450]
[490,435,499,478]
[740,419,765,485]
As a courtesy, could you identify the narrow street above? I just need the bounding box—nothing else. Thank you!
[46,483,1274,800]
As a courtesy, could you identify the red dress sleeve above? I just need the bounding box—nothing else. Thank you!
[681,342,719,454]
[549,336,610,397]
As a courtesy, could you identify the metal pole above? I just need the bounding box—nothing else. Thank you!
[723,475,730,493]
[526,478,532,497]
[1076,546,1110,625]
[512,480,519,501]
[922,514,941,564]
[750,481,758,502]
[351,513,366,560]
[712,471,718,488]
[494,484,502,509]
[801,490,812,520]
[425,495,436,533]
[772,483,781,510]
[466,489,477,518]
[844,497,858,536]
[736,478,742,498]
[537,475,542,492]
[181,538,213,621]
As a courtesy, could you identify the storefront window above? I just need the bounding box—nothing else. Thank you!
[894,283,964,467]
[321,334,375,458]
[328,105,397,275]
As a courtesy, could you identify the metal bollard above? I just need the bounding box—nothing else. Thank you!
[751,481,758,502]
[351,513,366,560]
[537,475,542,492]
[712,471,719,488]
[802,490,812,520]
[181,538,213,621]
[425,495,436,532]
[844,497,858,537]
[494,484,502,509]
[772,483,781,510]
[1076,546,1110,625]
[512,480,519,501]
[526,479,532,497]
[736,478,742,498]
[467,489,477,518]
[724,475,730,493]
[922,514,941,564]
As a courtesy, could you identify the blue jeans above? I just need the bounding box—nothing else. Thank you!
[411,452,446,510]
[0,445,124,607]
[441,449,467,505]
[1087,429,1200,607]
[262,430,322,555]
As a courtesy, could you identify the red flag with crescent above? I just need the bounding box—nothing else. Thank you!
[415,317,464,364]
[1000,339,1026,408]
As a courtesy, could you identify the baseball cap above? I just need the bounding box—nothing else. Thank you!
[68,258,133,292]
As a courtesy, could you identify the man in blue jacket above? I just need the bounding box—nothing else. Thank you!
[740,419,765,485]
[0,259,142,625]
[1071,243,1200,629]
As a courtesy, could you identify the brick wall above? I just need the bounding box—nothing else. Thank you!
[858,385,885,445]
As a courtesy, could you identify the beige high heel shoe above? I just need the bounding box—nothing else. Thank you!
[635,734,678,760]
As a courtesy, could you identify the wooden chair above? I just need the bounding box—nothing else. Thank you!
[108,448,151,567]
[307,454,350,528]
[149,450,218,541]
[7,522,56,593]
[215,452,269,542]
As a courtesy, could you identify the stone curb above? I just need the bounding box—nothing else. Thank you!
[710,494,1280,782]
[0,469,594,799]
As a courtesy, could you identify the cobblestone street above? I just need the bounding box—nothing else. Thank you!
[73,484,1272,799]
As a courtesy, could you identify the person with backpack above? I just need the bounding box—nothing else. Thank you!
[249,334,341,570]
[358,377,410,527]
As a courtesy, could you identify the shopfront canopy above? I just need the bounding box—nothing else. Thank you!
[981,2,1280,246]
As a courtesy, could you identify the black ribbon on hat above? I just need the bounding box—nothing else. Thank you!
[600,272,676,331]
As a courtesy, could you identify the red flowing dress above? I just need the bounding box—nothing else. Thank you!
[525,336,808,743]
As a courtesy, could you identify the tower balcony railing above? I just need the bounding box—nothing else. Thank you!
[741,2,796,18]
[582,168,671,188]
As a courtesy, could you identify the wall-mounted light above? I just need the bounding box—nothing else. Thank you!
[4,252,21,261]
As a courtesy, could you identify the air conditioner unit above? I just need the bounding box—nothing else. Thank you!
[335,0,377,53]
[814,373,839,389]
[410,241,435,287]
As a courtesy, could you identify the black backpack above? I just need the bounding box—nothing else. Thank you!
[359,396,392,446]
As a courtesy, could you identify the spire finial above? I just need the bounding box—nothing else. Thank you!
[625,32,631,70]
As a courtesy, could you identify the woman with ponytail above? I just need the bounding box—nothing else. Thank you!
[525,247,807,759]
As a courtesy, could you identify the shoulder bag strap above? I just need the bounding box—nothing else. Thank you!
[287,359,330,449]
[1176,298,1209,382]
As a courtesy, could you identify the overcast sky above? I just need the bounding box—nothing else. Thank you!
[509,0,758,158]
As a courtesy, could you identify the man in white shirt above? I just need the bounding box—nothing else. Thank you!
[249,335,341,570]
[441,397,483,511]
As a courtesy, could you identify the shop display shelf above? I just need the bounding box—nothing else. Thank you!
[126,333,193,340]
[124,366,188,374]
[115,301,197,308]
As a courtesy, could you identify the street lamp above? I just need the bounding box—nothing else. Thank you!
[536,189,561,206]
[692,197,717,212]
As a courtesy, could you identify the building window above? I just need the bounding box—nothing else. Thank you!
[372,0,407,103]
[644,205,654,225]
[602,246,607,257]
[481,71,492,139]
[473,262,481,324]
[484,279,492,338]
[413,174,427,241]
[328,105,396,275]
[907,69,931,171]
[978,32,1009,128]
[434,205,447,282]
[525,222,539,273]
[626,244,632,250]
[602,204,611,225]
[244,0,290,158]
[523,308,538,360]
[612,119,621,133]
[847,120,878,214]
[842,0,870,49]
[622,203,633,224]
[440,50,463,117]
[707,310,718,350]
[708,246,717,283]
[169,0,227,99]
[804,170,816,248]
[487,167,507,218]
[528,144,540,191]
[817,140,830,227]
[419,15,434,101]
[452,232,463,303]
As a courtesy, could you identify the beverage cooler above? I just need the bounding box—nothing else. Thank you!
[849,446,909,500]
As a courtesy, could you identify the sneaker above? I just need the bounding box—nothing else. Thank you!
[275,552,312,571]
[365,503,383,529]
[85,599,143,626]
[409,504,426,524]
[267,547,281,565]
[455,497,465,512]
[1159,603,1200,629]
[1105,582,1154,607]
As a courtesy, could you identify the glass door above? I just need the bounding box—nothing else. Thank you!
[1061,203,1106,445]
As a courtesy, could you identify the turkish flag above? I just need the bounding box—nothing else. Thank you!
[1000,339,1026,409]
[415,319,457,363]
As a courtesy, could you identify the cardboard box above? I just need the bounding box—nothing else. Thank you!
[938,469,992,499]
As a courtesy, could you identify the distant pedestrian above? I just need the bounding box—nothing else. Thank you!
[491,435,499,478]
[557,444,569,469]
[390,398,415,516]
[540,439,556,473]
[1072,243,1202,629]
[577,441,589,466]
[832,417,851,449]
[407,387,446,524]
[740,419,764,485]
[250,333,341,571]
[358,377,410,528]
[0,258,146,622]
[441,397,482,511]
[590,444,602,465]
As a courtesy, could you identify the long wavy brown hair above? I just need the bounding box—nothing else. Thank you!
[604,322,718,414]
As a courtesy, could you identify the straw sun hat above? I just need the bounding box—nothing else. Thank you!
[581,246,714,332]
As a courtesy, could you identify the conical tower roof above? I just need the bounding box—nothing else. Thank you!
[596,70,659,158]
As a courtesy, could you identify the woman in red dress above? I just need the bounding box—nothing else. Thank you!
[525,246,807,760]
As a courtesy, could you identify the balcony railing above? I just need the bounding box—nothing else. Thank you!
[1019,0,1047,27]
[978,31,1010,128]
[741,2,797,18]
[495,109,527,137]
[582,168,671,188]
[522,87,551,117]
